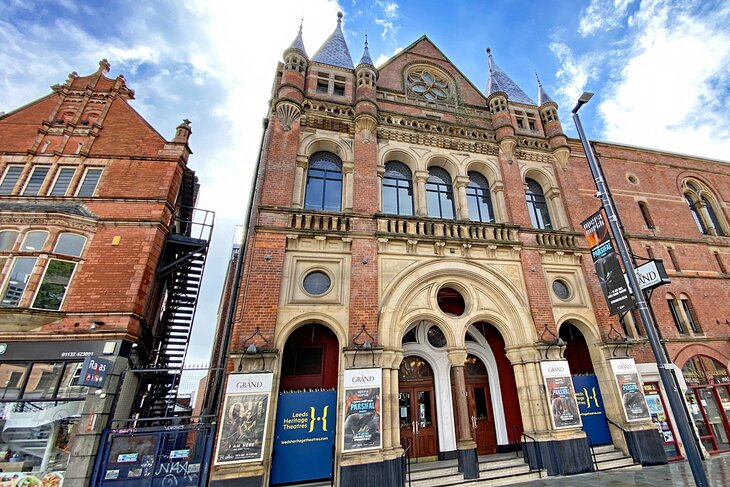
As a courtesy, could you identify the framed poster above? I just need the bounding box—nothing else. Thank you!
[610,359,650,422]
[541,361,581,429]
[214,372,273,465]
[342,368,382,452]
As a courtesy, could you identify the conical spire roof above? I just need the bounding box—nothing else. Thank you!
[287,20,307,56]
[486,48,535,105]
[358,33,374,66]
[536,73,554,106]
[312,12,354,69]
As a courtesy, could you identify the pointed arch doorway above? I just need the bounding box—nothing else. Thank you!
[399,356,439,460]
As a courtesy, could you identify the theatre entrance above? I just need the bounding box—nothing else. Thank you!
[399,356,439,460]
[452,355,497,455]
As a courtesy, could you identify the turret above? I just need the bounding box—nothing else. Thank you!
[354,34,378,142]
[536,74,570,170]
[276,22,308,131]
[485,48,516,163]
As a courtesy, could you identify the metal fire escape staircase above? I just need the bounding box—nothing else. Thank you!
[134,205,214,419]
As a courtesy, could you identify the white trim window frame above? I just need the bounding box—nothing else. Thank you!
[31,258,78,311]
[0,165,25,195]
[49,167,77,196]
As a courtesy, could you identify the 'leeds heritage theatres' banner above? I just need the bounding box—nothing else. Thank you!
[610,359,651,422]
[541,361,582,429]
[214,373,273,465]
[342,368,382,452]
[581,210,634,315]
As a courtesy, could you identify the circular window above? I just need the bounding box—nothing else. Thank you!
[437,287,465,316]
[427,325,447,348]
[626,173,639,185]
[552,279,571,300]
[303,271,331,296]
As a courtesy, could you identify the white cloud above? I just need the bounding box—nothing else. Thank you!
[549,42,604,124]
[374,0,399,41]
[597,1,730,160]
[375,46,402,67]
[578,0,634,36]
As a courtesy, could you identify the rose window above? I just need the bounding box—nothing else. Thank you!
[407,68,450,101]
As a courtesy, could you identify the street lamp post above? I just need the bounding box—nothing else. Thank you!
[572,92,708,487]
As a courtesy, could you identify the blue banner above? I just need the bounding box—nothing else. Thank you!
[270,391,336,485]
[572,375,612,446]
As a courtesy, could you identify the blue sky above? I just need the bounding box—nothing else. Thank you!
[1,0,729,365]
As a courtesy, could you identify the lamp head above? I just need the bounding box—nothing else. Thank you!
[572,91,595,113]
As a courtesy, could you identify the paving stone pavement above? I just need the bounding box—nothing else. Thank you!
[513,453,730,486]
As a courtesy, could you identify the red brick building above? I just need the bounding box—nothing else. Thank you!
[0,61,211,486]
[210,14,730,487]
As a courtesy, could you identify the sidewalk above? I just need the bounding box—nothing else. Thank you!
[514,453,730,486]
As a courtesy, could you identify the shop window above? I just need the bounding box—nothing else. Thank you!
[76,167,103,197]
[0,362,29,399]
[0,230,19,251]
[0,165,24,194]
[50,167,76,196]
[304,151,342,212]
[426,167,455,219]
[525,178,552,229]
[466,171,494,223]
[23,362,64,399]
[21,165,50,196]
[21,230,49,251]
[681,356,730,453]
[382,161,414,216]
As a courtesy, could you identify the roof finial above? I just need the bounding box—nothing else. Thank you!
[299,17,303,34]
[486,47,493,72]
[337,11,343,25]
[365,31,369,48]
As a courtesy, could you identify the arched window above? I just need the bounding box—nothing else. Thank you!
[525,178,552,229]
[684,179,727,236]
[686,195,708,234]
[304,151,342,212]
[382,161,414,216]
[466,171,494,222]
[426,167,455,219]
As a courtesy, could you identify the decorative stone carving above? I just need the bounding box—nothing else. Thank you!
[355,116,377,143]
[499,137,517,164]
[275,101,301,132]
[552,147,570,171]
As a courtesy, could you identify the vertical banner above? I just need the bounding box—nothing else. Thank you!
[572,375,612,445]
[342,368,382,452]
[541,361,582,429]
[610,359,651,422]
[270,390,337,485]
[214,373,273,465]
[581,210,634,315]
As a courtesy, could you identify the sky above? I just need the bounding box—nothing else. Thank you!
[1,0,729,366]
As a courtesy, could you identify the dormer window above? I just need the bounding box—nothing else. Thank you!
[315,71,347,97]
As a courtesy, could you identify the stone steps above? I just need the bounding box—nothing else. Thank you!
[407,455,542,487]
[591,445,639,472]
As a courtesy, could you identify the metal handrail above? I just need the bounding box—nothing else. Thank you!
[401,437,412,487]
[521,432,543,478]
[511,424,520,457]
[606,418,639,465]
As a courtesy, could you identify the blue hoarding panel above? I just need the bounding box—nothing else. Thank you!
[572,375,612,446]
[270,391,336,485]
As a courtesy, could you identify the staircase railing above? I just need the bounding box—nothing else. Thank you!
[521,432,543,478]
[606,418,639,465]
[401,437,412,487]
[587,436,599,471]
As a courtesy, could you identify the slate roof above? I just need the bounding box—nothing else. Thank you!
[288,23,307,56]
[0,201,97,218]
[358,35,374,66]
[486,49,535,105]
[311,13,354,69]
[537,75,554,106]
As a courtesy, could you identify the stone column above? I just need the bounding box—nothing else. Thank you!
[377,166,385,212]
[454,175,470,220]
[343,160,354,212]
[291,155,308,208]
[382,367,392,450]
[448,350,479,479]
[390,353,403,450]
[414,171,428,217]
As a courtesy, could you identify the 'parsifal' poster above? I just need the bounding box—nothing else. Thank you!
[342,368,382,452]
[214,373,273,465]
[610,359,651,422]
[541,361,582,429]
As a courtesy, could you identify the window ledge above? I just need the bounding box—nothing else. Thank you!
[0,308,65,331]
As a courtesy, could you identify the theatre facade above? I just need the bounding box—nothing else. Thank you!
[209,13,730,487]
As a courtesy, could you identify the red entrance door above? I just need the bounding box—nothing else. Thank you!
[453,355,497,455]
[399,356,439,460]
